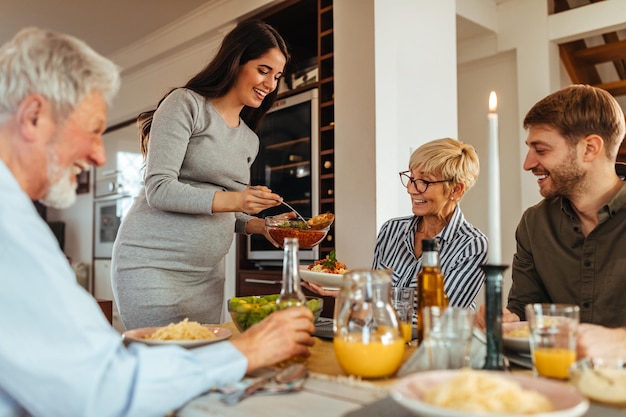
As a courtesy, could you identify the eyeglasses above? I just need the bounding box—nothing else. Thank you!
[399,171,453,193]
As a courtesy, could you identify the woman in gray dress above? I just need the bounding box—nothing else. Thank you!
[111,21,289,330]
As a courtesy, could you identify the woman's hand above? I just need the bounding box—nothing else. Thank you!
[239,185,282,214]
[301,281,339,298]
[246,217,280,248]
[213,185,282,214]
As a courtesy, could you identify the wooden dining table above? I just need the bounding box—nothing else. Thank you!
[175,322,625,417]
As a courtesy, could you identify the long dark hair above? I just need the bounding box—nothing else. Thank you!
[137,20,290,157]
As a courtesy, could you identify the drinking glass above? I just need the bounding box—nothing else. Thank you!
[421,306,475,370]
[526,303,579,379]
[391,287,415,344]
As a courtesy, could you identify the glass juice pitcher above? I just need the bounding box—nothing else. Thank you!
[333,269,405,378]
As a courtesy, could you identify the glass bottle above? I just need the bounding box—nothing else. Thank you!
[334,269,405,379]
[276,237,307,309]
[416,239,449,343]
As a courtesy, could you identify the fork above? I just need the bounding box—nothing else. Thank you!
[221,363,308,404]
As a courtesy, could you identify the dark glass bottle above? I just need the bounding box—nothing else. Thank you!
[416,239,449,343]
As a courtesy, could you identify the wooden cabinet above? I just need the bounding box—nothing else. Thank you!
[236,0,336,318]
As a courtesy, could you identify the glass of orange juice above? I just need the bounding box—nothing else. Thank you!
[334,269,405,378]
[392,287,415,344]
[526,303,579,379]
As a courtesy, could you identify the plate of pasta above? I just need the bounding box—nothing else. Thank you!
[391,369,589,417]
[299,250,348,290]
[123,318,232,349]
[502,321,530,353]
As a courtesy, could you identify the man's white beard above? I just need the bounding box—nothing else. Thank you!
[40,165,78,209]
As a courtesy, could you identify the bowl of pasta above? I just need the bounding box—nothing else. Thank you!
[391,369,589,417]
[122,318,232,348]
[299,250,348,290]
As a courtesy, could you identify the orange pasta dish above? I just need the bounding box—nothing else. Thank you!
[307,250,348,274]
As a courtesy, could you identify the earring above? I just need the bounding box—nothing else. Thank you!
[450,197,455,201]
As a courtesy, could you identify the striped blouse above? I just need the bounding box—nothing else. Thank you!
[372,206,488,310]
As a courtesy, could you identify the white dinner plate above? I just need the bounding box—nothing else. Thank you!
[299,268,344,290]
[502,321,530,354]
[122,326,232,349]
[391,370,589,417]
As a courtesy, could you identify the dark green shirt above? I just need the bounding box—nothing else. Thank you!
[508,182,626,327]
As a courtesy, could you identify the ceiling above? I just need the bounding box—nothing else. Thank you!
[0,0,490,58]
[0,0,208,56]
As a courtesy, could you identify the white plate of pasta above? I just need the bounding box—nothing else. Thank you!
[123,319,232,349]
[300,251,348,290]
[391,369,588,417]
[502,321,530,354]
[300,269,345,290]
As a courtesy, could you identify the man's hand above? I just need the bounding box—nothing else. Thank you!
[475,305,520,331]
[577,323,626,358]
[231,306,315,372]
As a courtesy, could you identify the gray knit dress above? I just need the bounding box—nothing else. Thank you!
[111,88,256,330]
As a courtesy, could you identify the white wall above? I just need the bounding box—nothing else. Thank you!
[334,0,459,270]
[458,50,522,304]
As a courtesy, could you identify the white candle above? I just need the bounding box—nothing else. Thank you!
[487,91,502,264]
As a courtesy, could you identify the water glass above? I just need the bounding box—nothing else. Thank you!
[422,306,475,370]
[526,303,579,379]
[392,287,415,344]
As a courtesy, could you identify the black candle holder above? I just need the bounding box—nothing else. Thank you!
[481,264,509,370]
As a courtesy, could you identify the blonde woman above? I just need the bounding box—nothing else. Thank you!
[305,138,488,309]
[376,138,487,309]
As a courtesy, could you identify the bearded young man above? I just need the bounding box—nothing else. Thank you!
[476,85,626,332]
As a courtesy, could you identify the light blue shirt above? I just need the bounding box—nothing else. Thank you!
[0,161,247,417]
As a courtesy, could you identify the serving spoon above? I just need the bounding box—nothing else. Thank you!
[234,181,310,226]
[279,200,310,226]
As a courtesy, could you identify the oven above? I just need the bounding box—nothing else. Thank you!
[93,194,132,259]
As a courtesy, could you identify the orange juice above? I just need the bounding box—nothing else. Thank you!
[334,335,405,378]
[533,348,576,379]
[400,322,412,343]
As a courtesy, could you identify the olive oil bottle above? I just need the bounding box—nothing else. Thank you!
[416,239,449,343]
